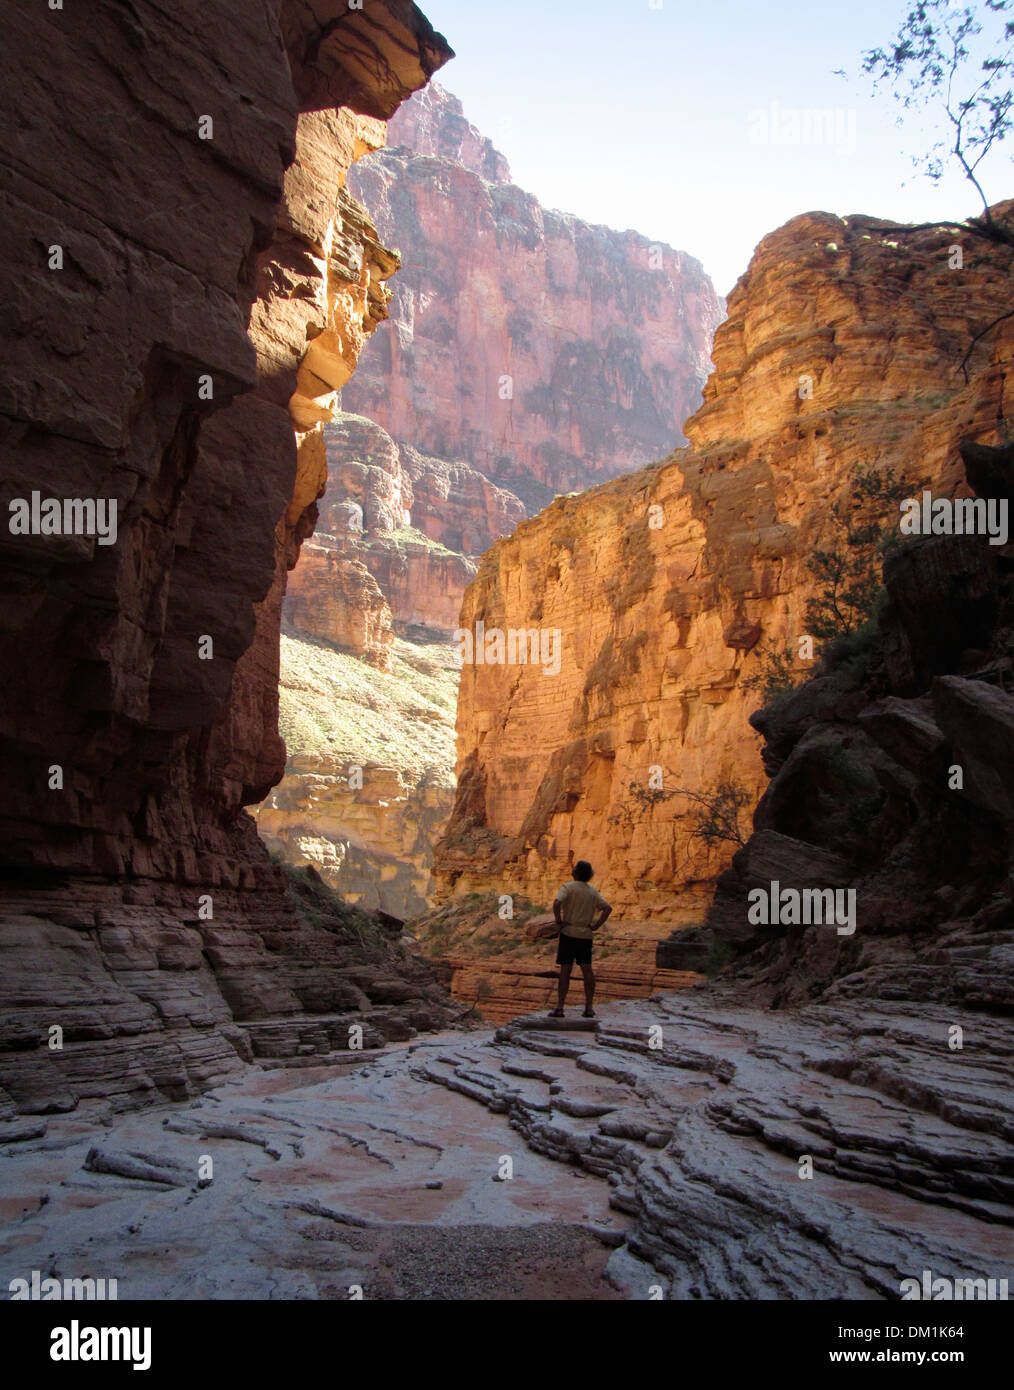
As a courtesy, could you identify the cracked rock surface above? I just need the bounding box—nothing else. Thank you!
[2,989,1009,1299]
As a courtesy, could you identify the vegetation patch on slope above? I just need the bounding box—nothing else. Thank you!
[278,627,459,785]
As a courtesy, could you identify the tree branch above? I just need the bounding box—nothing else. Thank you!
[957,307,1014,382]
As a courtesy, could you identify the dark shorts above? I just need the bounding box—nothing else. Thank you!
[556,933,593,966]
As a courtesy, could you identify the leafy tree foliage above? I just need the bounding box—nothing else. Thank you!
[804,465,912,641]
[857,1,1014,243]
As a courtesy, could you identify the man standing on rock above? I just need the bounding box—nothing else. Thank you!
[550,861,612,1019]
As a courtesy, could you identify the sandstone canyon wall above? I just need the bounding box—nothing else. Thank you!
[283,412,524,663]
[433,211,1014,957]
[698,418,1014,1011]
[253,412,478,919]
[0,0,459,1114]
[257,85,724,920]
[342,82,725,512]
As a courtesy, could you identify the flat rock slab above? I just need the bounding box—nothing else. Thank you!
[0,1119,48,1145]
[0,1032,629,1300]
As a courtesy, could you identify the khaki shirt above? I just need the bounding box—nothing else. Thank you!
[556,880,609,940]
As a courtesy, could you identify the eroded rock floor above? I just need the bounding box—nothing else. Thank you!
[1,991,1011,1300]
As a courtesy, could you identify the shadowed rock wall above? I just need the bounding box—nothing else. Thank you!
[0,0,455,1114]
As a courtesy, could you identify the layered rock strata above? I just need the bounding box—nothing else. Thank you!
[434,211,1014,936]
[699,429,1014,1010]
[0,0,453,1113]
[342,82,725,510]
[263,79,724,920]
[0,868,455,1116]
[423,995,1014,1297]
[2,990,1009,1299]
[282,411,519,662]
[429,948,697,1026]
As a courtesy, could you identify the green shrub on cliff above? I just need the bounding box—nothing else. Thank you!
[744,465,915,713]
[273,857,388,961]
[804,466,910,642]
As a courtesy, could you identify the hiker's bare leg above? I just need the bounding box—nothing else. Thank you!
[580,961,595,1012]
[557,962,572,1010]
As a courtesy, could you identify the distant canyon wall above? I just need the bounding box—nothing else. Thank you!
[262,84,724,917]
[283,412,523,667]
[433,210,1014,924]
[342,82,725,513]
[257,748,455,920]
[258,412,468,919]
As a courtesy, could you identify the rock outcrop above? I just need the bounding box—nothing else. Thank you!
[701,428,1014,1009]
[283,411,518,652]
[0,866,456,1116]
[261,757,450,917]
[2,0,450,883]
[342,82,725,511]
[434,211,1014,942]
[260,83,723,920]
[0,0,455,1114]
[3,990,1009,1299]
[253,626,459,918]
[287,547,397,670]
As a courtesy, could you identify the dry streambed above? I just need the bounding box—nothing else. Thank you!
[1,990,1010,1300]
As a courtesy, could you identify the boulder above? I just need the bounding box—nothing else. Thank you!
[932,675,1014,821]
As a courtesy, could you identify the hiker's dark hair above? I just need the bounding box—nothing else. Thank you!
[573,860,593,881]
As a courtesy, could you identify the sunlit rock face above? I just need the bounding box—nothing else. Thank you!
[283,411,521,662]
[257,754,456,919]
[262,82,723,921]
[434,210,1014,932]
[0,0,455,1114]
[701,421,1014,1010]
[263,409,479,919]
[342,82,725,514]
[287,545,397,672]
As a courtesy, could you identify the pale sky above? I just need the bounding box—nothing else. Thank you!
[418,0,1012,295]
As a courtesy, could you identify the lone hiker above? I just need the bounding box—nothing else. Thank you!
[550,860,612,1019]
